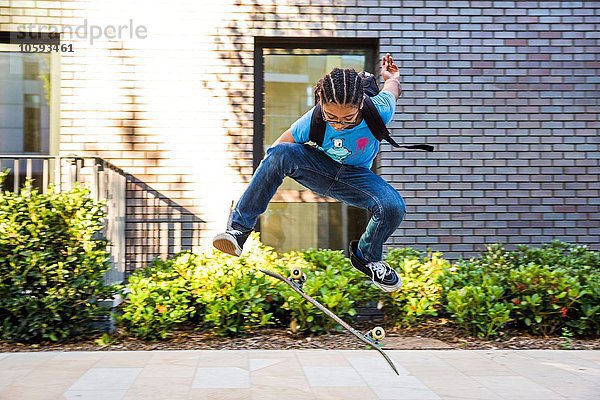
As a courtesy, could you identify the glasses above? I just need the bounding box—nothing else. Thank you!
[321,108,361,126]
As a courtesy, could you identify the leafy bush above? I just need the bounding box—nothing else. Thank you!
[0,172,116,342]
[385,248,448,326]
[445,285,512,338]
[440,242,599,337]
[188,239,286,336]
[118,256,195,340]
[120,233,599,341]
[508,242,600,336]
[119,234,287,339]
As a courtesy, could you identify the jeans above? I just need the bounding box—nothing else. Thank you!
[231,143,406,262]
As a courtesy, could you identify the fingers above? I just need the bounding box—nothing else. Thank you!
[381,53,395,69]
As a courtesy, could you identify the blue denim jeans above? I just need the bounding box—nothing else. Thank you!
[231,143,406,262]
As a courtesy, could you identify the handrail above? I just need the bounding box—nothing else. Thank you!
[0,155,129,196]
[0,155,62,159]
[1,153,204,275]
[0,154,128,284]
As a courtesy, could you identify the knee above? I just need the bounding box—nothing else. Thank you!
[262,142,299,174]
[265,142,296,160]
[378,194,406,226]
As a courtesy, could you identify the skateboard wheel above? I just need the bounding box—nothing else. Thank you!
[371,327,385,341]
[290,268,306,283]
[290,267,302,279]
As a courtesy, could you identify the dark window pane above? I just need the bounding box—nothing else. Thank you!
[24,94,41,152]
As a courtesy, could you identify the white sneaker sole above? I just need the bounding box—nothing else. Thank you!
[212,233,242,257]
[373,277,403,293]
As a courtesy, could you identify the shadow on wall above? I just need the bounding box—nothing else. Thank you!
[211,3,273,182]
[110,45,205,275]
[125,174,205,274]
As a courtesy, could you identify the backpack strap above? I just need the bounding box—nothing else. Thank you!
[361,96,393,143]
[362,96,434,152]
[308,103,326,147]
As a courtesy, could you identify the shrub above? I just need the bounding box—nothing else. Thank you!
[508,263,580,335]
[385,248,448,326]
[508,242,600,336]
[445,285,512,338]
[120,235,599,340]
[119,236,383,338]
[119,234,287,338]
[188,239,287,336]
[440,242,599,337]
[118,256,194,340]
[0,173,116,342]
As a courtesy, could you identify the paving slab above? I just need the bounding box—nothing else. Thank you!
[0,350,597,400]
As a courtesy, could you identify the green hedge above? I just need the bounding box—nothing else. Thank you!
[440,242,600,337]
[119,239,286,339]
[120,235,599,340]
[0,172,117,342]
[282,248,381,334]
[385,248,449,326]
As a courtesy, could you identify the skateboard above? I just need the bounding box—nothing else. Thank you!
[259,267,400,375]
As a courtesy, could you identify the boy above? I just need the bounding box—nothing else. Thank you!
[214,53,405,292]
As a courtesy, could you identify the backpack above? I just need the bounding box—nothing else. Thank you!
[308,71,433,152]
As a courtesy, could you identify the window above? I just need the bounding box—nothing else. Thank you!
[254,38,378,253]
[0,32,60,190]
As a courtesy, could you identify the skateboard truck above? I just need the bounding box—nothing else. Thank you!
[366,326,386,345]
[289,267,306,289]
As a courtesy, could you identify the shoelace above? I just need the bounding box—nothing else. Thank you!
[368,261,389,281]
[227,229,244,237]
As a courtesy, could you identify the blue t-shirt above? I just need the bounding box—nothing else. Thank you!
[290,91,396,169]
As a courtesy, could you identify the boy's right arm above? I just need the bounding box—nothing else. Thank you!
[272,129,296,146]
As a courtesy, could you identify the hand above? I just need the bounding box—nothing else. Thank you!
[381,53,400,82]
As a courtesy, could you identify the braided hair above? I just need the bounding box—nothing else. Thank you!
[314,67,364,106]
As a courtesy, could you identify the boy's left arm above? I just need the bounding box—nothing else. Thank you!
[380,53,402,101]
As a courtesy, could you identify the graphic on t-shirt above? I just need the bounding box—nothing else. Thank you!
[356,137,369,153]
[326,138,352,162]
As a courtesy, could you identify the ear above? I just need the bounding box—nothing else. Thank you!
[360,97,365,109]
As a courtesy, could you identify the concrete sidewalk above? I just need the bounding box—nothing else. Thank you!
[0,350,598,400]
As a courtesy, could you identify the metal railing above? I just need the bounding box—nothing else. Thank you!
[0,154,204,277]
[0,155,127,284]
[125,176,203,272]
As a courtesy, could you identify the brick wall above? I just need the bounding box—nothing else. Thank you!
[1,0,598,265]
[376,1,599,258]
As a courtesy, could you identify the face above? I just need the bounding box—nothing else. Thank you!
[321,102,362,131]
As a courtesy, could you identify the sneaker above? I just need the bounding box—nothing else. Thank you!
[349,240,402,293]
[212,229,251,257]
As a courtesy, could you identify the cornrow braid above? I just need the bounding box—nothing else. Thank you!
[313,67,364,106]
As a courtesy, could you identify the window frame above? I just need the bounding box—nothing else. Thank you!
[0,31,60,156]
[252,37,379,241]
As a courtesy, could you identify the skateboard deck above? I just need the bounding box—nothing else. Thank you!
[259,268,400,375]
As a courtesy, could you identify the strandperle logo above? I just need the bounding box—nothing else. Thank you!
[17,19,148,45]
